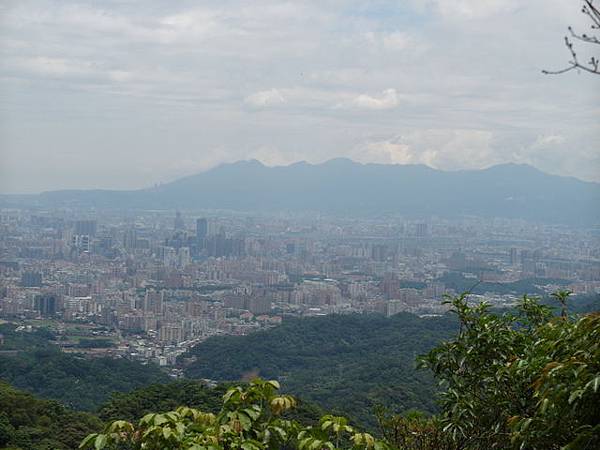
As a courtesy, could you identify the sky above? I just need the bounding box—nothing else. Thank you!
[0,0,599,194]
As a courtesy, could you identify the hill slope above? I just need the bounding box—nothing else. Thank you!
[183,313,458,427]
[97,379,324,426]
[29,159,600,225]
[0,381,102,450]
[0,324,169,411]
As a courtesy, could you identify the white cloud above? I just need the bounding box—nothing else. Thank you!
[350,89,399,110]
[364,31,415,51]
[0,0,598,192]
[14,56,96,77]
[244,89,286,108]
[354,129,498,170]
[424,0,520,20]
[248,145,305,167]
[530,134,566,148]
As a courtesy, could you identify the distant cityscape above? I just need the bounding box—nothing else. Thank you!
[1,208,599,374]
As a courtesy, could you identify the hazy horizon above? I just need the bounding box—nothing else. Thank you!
[2,157,599,196]
[1,0,599,194]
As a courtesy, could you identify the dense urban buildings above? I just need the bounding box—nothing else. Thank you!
[1,208,598,370]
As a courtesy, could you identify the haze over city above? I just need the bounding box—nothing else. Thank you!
[1,0,599,194]
[1,1,600,449]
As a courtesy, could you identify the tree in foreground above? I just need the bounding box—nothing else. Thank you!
[419,293,600,449]
[80,378,389,450]
[544,0,600,75]
[83,292,599,450]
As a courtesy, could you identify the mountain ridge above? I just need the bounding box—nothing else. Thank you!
[3,159,598,225]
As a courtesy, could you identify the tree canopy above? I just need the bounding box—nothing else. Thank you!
[81,379,389,450]
[419,293,600,449]
[90,292,599,450]
[0,323,169,411]
[183,313,458,427]
[0,381,102,450]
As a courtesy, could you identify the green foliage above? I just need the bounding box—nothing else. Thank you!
[98,380,324,426]
[184,313,457,427]
[0,381,103,450]
[437,273,571,296]
[563,293,600,315]
[419,292,600,449]
[374,409,456,450]
[77,338,116,349]
[98,380,229,423]
[0,324,169,411]
[0,325,56,351]
[81,379,388,450]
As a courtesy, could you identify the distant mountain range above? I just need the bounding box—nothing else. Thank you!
[4,159,599,225]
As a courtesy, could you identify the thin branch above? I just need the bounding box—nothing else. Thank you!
[542,66,577,75]
[568,26,600,45]
[544,0,600,76]
[582,0,600,28]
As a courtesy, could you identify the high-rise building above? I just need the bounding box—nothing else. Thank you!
[386,299,407,317]
[248,296,272,315]
[71,234,90,252]
[371,244,388,262]
[159,323,184,343]
[34,294,57,316]
[178,247,191,268]
[196,218,208,241]
[123,228,137,250]
[74,220,97,237]
[509,247,519,266]
[174,211,185,231]
[21,271,42,287]
[144,289,164,315]
[163,247,177,267]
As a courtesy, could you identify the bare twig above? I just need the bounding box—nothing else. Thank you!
[544,0,600,75]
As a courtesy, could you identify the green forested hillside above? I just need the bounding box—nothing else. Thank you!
[81,294,600,450]
[0,324,169,411]
[0,378,325,450]
[0,381,102,450]
[98,379,324,425]
[98,380,229,422]
[183,313,458,426]
[437,273,571,295]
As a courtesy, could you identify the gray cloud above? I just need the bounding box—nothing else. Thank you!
[0,0,598,193]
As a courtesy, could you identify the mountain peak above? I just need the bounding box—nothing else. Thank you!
[20,159,600,226]
[321,157,358,166]
[225,159,265,168]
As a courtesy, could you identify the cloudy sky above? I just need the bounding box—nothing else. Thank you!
[1,0,599,193]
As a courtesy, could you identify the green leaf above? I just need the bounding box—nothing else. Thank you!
[241,442,262,450]
[568,390,583,404]
[243,407,261,420]
[585,376,600,393]
[267,380,281,390]
[154,414,169,425]
[94,434,107,450]
[79,433,98,449]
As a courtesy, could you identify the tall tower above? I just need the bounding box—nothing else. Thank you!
[196,218,208,241]
[34,294,57,316]
[75,220,97,237]
[509,248,519,266]
[174,211,185,231]
[416,223,428,237]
